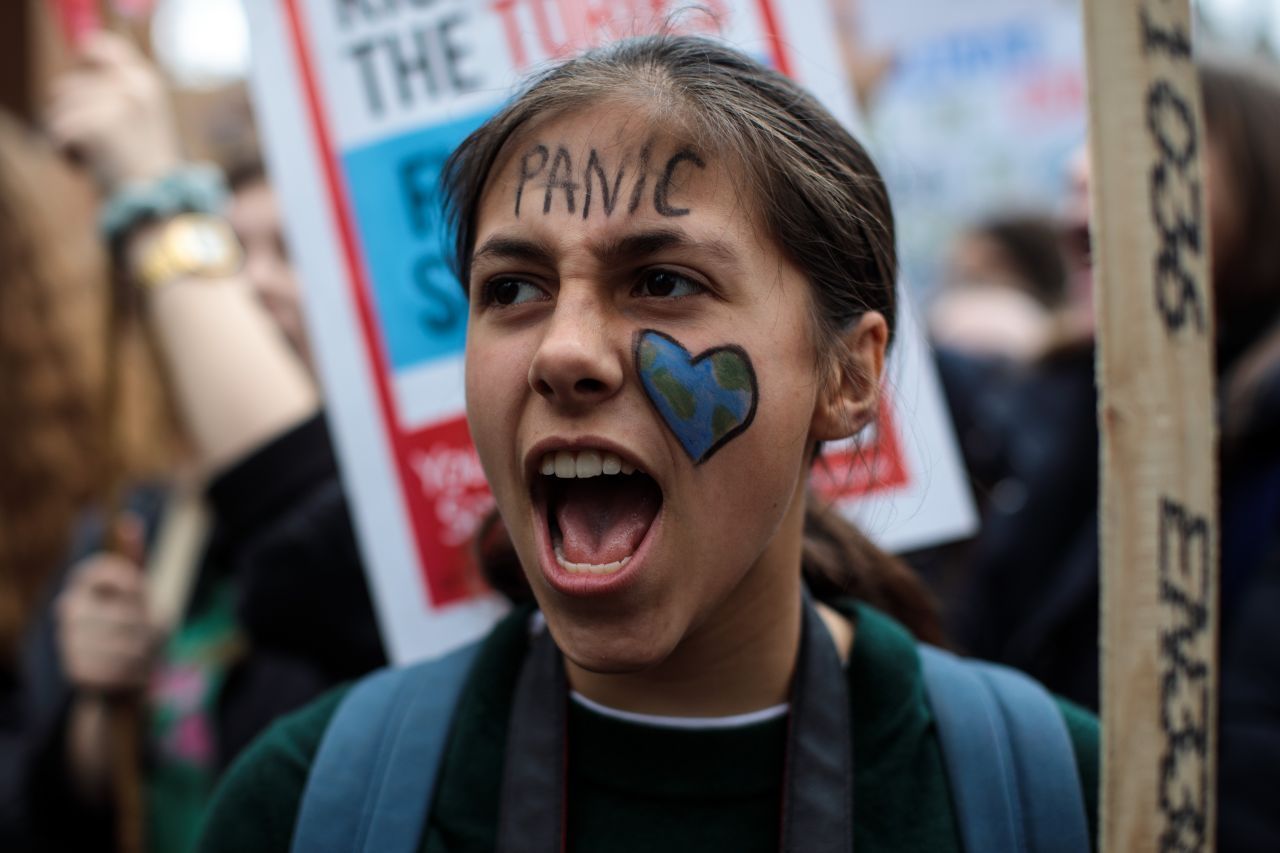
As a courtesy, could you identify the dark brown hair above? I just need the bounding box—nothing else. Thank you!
[0,114,181,661]
[1200,60,1280,330]
[0,114,103,660]
[445,35,941,643]
[1200,59,1280,463]
[967,215,1069,309]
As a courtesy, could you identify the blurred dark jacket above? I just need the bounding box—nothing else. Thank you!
[934,317,1280,851]
[937,343,1101,708]
[15,414,381,851]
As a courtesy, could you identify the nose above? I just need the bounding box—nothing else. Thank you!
[528,291,624,411]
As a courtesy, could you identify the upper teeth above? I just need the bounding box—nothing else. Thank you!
[540,449,637,478]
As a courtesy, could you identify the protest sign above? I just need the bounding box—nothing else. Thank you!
[1082,0,1219,848]
[247,0,975,662]
[851,0,1087,294]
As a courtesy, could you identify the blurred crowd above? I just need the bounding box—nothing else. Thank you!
[1,33,382,852]
[915,58,1280,852]
[0,20,1277,853]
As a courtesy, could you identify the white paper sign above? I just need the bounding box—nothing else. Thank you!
[853,0,1087,293]
[246,0,975,663]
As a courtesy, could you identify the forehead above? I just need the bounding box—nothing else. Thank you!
[473,105,758,251]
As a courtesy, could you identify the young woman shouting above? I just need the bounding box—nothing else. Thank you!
[199,35,1097,853]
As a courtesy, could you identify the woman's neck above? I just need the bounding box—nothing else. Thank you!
[563,564,854,719]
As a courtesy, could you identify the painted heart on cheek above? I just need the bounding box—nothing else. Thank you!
[635,330,759,464]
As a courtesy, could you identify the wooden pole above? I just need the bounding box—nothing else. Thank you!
[1083,0,1219,850]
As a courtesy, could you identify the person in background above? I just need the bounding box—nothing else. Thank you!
[914,214,1084,616]
[1199,57,1280,853]
[225,161,313,373]
[941,57,1280,852]
[0,110,115,853]
[0,88,192,847]
[928,216,1068,363]
[23,33,382,852]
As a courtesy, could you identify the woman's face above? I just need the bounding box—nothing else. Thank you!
[465,105,837,673]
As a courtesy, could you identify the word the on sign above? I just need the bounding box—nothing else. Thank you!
[331,1,733,121]
[343,8,481,116]
[1156,496,1211,852]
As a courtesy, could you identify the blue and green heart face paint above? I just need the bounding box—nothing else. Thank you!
[634,330,759,464]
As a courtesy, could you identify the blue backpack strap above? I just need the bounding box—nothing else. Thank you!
[290,640,482,853]
[918,645,1091,853]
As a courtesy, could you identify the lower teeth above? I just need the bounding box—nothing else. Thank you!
[554,543,630,575]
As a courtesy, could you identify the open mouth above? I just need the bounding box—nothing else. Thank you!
[534,449,663,576]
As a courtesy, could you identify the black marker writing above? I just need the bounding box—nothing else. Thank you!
[514,145,549,217]
[1156,496,1212,852]
[1148,80,1205,334]
[653,149,707,217]
[1141,6,1206,336]
[511,142,706,219]
[583,149,625,219]
[1140,7,1192,60]
[543,146,579,215]
[627,144,651,215]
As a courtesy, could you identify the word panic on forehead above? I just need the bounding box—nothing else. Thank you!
[513,143,707,220]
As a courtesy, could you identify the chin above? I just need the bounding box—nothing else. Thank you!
[539,598,682,674]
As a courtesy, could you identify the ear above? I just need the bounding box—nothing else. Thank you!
[811,311,889,442]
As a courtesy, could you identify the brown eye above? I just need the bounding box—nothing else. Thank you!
[484,278,545,306]
[636,269,701,299]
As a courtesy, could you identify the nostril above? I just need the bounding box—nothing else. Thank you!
[574,377,606,395]
[533,378,555,398]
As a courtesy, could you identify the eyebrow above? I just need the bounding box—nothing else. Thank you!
[596,228,741,270]
[469,228,742,272]
[470,235,557,269]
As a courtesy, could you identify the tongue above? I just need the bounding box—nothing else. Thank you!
[555,477,660,565]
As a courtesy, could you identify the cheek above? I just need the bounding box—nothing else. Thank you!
[746,316,822,449]
[464,333,529,491]
[718,380,814,505]
[729,329,820,489]
[678,333,817,535]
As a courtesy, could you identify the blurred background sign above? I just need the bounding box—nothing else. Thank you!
[845,0,1088,298]
[839,0,1280,301]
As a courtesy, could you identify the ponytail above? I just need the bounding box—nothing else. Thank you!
[801,500,946,645]
[472,509,531,604]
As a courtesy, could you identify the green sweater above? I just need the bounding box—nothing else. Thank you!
[197,603,1098,852]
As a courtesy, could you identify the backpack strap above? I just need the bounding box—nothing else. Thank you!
[290,640,482,853]
[918,645,1091,853]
